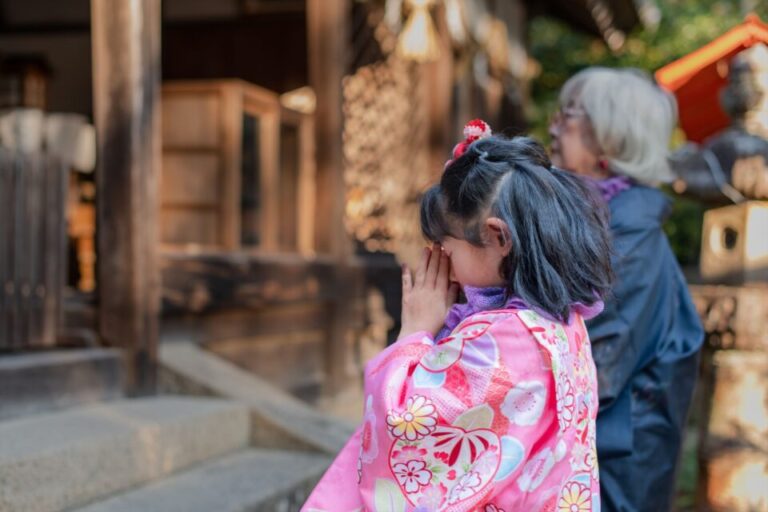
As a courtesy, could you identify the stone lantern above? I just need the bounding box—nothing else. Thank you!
[657,17,768,512]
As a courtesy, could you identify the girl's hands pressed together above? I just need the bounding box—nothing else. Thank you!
[399,244,460,339]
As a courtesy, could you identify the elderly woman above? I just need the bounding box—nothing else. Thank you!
[549,67,704,512]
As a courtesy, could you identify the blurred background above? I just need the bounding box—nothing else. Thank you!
[0,1,767,511]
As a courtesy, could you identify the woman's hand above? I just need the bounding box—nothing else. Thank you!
[399,244,460,339]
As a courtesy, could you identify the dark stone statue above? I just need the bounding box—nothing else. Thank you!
[670,43,768,205]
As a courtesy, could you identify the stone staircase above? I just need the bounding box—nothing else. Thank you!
[0,348,123,422]
[158,343,355,452]
[0,345,348,512]
[76,449,329,512]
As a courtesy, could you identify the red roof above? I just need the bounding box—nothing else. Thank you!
[655,15,768,143]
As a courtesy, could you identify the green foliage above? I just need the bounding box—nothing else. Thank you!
[675,427,700,511]
[528,1,768,265]
[529,1,768,139]
[661,189,706,266]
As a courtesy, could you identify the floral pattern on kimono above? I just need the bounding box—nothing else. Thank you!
[302,308,600,512]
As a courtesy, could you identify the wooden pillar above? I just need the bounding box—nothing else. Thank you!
[307,0,352,394]
[91,0,161,395]
[307,0,348,256]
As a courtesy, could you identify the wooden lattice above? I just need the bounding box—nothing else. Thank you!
[0,150,67,350]
[342,4,432,260]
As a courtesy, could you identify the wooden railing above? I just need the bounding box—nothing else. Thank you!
[0,149,67,350]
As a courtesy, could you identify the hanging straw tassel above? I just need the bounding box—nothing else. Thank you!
[396,0,441,63]
[384,0,404,33]
[443,0,467,46]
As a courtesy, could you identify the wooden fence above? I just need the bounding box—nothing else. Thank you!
[0,149,67,350]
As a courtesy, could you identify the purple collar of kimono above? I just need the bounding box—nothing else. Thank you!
[436,286,604,340]
[591,174,633,202]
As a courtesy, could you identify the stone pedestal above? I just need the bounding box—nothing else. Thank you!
[690,284,768,512]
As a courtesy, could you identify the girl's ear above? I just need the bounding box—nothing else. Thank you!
[485,217,512,256]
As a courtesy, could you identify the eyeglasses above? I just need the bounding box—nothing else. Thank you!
[550,106,587,126]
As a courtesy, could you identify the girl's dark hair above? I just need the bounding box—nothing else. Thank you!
[421,135,613,322]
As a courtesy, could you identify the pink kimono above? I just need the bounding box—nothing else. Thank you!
[303,308,600,512]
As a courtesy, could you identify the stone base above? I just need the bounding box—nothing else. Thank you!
[690,284,768,511]
[704,449,768,512]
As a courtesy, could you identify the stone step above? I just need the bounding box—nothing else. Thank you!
[0,348,123,421]
[159,343,355,454]
[75,449,331,512]
[0,396,250,512]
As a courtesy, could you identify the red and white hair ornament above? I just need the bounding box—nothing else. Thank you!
[447,119,493,166]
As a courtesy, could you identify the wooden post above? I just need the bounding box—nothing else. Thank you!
[91,0,161,395]
[307,0,352,394]
[307,0,348,256]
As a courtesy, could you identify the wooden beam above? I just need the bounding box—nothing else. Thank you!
[91,0,161,395]
[307,0,351,394]
[241,0,305,15]
[159,252,340,315]
[0,23,90,34]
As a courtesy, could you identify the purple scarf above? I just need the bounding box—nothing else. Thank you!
[436,286,604,341]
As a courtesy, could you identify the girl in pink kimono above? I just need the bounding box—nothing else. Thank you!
[303,122,613,512]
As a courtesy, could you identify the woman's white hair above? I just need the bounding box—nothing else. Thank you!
[559,67,678,185]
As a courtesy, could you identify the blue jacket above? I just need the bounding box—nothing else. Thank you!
[588,186,704,512]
